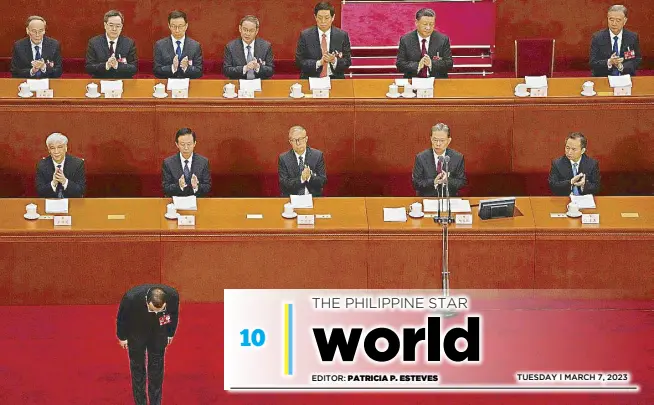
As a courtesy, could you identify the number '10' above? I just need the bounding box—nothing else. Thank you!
[240,328,266,347]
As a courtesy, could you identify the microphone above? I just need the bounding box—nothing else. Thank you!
[443,156,453,223]
[436,156,445,222]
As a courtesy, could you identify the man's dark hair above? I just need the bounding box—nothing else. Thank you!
[416,8,436,20]
[567,132,587,149]
[175,127,196,142]
[104,10,124,24]
[147,287,167,308]
[168,10,187,24]
[314,2,335,17]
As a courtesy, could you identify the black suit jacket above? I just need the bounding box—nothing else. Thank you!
[548,155,601,196]
[162,153,212,197]
[153,36,203,79]
[11,36,63,78]
[396,30,453,79]
[85,35,138,78]
[295,26,351,79]
[412,148,466,197]
[36,154,86,198]
[278,147,327,196]
[223,38,274,79]
[116,284,180,343]
[590,28,641,77]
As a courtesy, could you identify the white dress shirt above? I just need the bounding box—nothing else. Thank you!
[179,153,198,193]
[242,39,260,74]
[417,32,432,74]
[432,149,447,190]
[315,28,337,76]
[607,30,623,70]
[171,35,187,73]
[295,151,310,195]
[51,157,68,191]
[30,41,47,76]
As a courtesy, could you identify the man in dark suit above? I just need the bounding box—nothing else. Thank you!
[153,10,203,79]
[590,5,641,77]
[36,133,86,198]
[85,10,138,79]
[117,284,179,405]
[223,15,274,80]
[412,123,466,197]
[295,2,351,79]
[162,128,212,197]
[397,8,453,79]
[549,132,601,196]
[279,125,327,196]
[11,16,62,78]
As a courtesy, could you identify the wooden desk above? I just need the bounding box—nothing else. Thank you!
[0,198,161,304]
[159,198,369,301]
[530,197,654,298]
[0,197,652,304]
[364,197,535,291]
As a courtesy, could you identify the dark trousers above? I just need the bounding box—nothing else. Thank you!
[128,334,167,405]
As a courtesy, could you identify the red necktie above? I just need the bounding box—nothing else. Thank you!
[419,38,428,78]
[436,157,442,173]
[320,33,328,78]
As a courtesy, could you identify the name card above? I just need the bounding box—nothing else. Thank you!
[177,215,195,226]
[297,214,315,225]
[39,215,54,220]
[54,216,72,226]
[530,87,547,97]
[613,86,632,96]
[315,214,331,219]
[416,88,433,98]
[621,212,639,218]
[238,89,254,98]
[105,89,122,98]
[36,89,54,98]
[455,214,473,225]
[312,89,329,98]
[246,214,263,219]
[172,88,188,98]
[582,214,600,224]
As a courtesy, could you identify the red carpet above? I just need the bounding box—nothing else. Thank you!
[1,303,652,404]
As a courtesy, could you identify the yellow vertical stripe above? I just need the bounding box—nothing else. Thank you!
[283,304,289,375]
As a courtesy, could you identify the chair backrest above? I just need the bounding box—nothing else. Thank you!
[514,38,555,78]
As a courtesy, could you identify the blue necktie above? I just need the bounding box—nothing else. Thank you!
[34,45,42,78]
[612,36,620,76]
[246,45,255,80]
[183,160,191,185]
[572,163,581,196]
[175,40,182,66]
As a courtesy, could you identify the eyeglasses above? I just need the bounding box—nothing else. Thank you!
[29,29,45,35]
[430,137,448,144]
[316,16,333,22]
[106,23,123,30]
[170,24,187,31]
[241,28,257,34]
[289,137,307,145]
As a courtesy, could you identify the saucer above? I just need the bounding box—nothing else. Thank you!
[515,92,530,97]
[164,212,179,220]
[386,92,401,98]
[85,92,102,98]
[24,213,40,220]
[18,92,33,98]
[289,93,305,99]
[401,92,415,98]
[282,212,298,219]
[566,211,582,218]
[153,92,168,98]
[223,93,238,99]
[581,91,596,96]
[409,212,425,219]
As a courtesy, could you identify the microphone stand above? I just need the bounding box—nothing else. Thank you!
[433,157,457,318]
